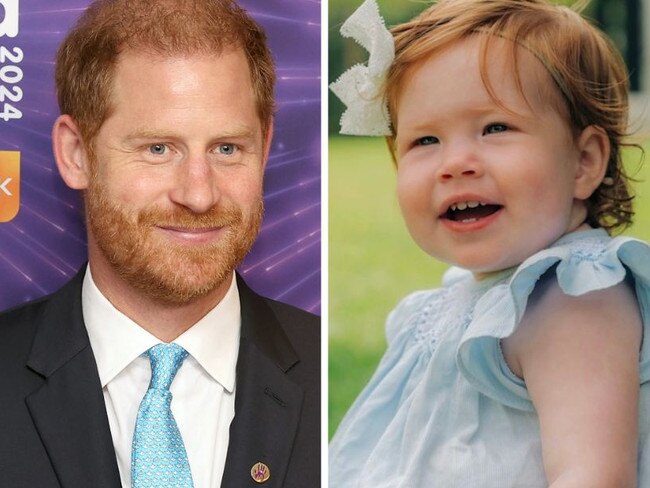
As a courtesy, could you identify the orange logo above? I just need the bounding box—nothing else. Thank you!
[0,151,20,222]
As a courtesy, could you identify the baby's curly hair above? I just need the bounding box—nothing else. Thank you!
[385,0,640,232]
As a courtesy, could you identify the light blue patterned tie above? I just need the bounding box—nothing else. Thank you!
[131,343,194,488]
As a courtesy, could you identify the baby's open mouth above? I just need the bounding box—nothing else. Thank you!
[444,201,503,222]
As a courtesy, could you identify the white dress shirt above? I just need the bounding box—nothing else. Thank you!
[82,266,241,488]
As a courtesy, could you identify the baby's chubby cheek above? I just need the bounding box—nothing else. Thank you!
[396,171,441,254]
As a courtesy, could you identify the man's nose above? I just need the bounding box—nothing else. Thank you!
[169,155,219,213]
[435,140,483,182]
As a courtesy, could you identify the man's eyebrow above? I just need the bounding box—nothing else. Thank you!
[123,130,177,142]
[213,127,258,139]
[124,126,259,142]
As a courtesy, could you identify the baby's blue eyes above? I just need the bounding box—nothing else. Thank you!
[415,136,439,146]
[484,123,509,134]
[413,124,508,147]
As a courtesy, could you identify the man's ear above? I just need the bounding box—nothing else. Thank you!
[52,114,91,190]
[574,125,610,200]
[261,119,274,171]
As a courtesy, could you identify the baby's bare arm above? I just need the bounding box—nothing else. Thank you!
[502,276,642,488]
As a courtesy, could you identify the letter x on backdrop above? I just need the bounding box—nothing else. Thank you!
[0,0,321,314]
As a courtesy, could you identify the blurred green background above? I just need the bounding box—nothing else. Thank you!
[328,0,650,438]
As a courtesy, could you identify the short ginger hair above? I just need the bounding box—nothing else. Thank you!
[55,0,275,145]
[386,0,638,232]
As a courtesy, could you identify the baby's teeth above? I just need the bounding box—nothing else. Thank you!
[451,201,488,212]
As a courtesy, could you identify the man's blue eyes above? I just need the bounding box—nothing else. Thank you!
[414,124,509,146]
[149,144,167,155]
[147,144,237,155]
[218,144,236,155]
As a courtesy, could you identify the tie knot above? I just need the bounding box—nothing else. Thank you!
[147,343,188,391]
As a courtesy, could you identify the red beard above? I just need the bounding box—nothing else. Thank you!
[85,174,263,304]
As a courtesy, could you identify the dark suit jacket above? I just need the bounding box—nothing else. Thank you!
[0,269,320,487]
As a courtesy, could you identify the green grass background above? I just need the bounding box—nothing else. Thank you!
[329,135,650,438]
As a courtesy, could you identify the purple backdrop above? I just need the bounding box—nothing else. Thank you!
[0,1,321,313]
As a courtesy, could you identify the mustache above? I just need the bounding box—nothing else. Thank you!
[137,205,243,229]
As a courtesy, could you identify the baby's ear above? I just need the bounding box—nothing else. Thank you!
[573,125,610,200]
[52,114,92,190]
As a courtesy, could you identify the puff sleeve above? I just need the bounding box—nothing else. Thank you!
[456,229,650,411]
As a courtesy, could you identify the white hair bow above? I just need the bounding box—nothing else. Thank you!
[330,0,395,136]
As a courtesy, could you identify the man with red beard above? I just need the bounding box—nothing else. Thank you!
[0,1,319,487]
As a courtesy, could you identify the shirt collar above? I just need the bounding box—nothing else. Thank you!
[174,275,240,393]
[82,266,240,392]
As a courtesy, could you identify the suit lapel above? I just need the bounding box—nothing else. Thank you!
[25,269,121,488]
[221,276,305,488]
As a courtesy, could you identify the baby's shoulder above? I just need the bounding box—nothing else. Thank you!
[504,271,643,378]
[525,269,640,320]
[457,229,650,409]
[505,228,649,345]
[516,228,649,295]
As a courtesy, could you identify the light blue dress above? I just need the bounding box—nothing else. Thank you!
[329,229,650,487]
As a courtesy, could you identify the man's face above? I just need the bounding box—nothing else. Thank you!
[85,49,268,304]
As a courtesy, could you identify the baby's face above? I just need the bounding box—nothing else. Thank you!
[394,35,589,278]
